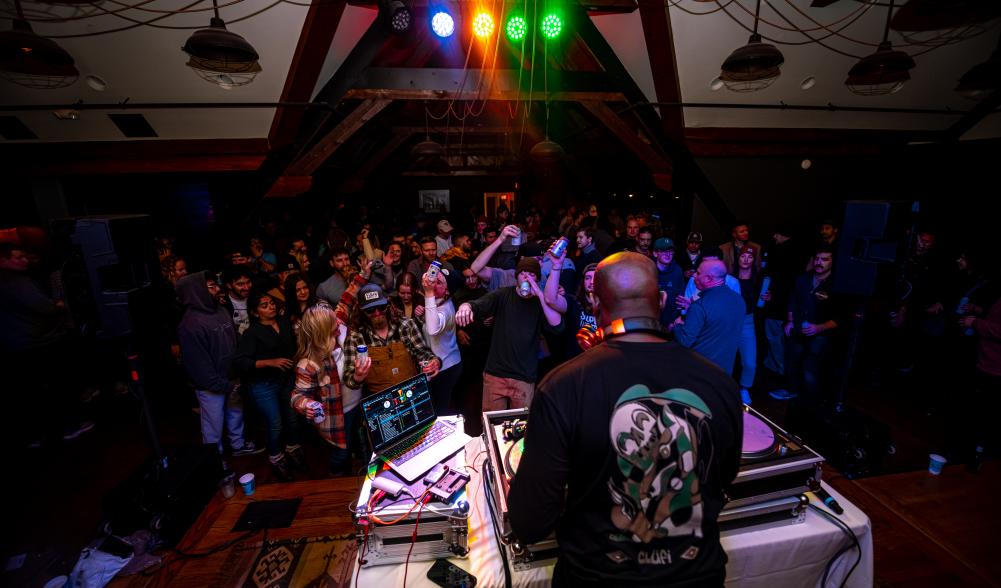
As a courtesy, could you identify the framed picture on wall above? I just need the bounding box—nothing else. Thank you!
[420,189,450,213]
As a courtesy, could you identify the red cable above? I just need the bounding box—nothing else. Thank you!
[402,496,430,588]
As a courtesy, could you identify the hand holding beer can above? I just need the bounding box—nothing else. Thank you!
[307,400,325,423]
[548,237,568,259]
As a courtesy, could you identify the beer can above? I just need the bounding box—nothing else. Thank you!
[510,227,522,247]
[549,237,568,258]
[357,344,368,361]
[307,400,325,424]
[519,280,531,296]
[427,260,442,282]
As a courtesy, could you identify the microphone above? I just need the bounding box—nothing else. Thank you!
[809,479,844,515]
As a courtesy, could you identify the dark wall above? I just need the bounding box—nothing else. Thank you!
[693,139,1000,251]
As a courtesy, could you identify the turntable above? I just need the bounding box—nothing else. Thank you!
[482,409,559,571]
[725,405,824,510]
[481,405,824,567]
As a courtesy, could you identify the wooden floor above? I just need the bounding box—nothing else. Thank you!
[3,381,1000,587]
[828,461,1001,588]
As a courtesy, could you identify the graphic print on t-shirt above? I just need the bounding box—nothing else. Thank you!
[608,385,713,545]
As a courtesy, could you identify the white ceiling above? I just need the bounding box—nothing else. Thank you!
[659,1,1000,137]
[2,0,999,145]
[1,0,310,141]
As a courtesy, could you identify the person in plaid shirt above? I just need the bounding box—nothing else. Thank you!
[343,284,440,395]
[291,304,350,475]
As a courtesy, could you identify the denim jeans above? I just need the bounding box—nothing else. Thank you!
[786,334,831,406]
[247,377,300,456]
[736,313,757,389]
[763,318,786,375]
[330,404,359,475]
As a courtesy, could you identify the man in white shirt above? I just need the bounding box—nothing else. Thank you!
[435,219,454,256]
[224,266,253,335]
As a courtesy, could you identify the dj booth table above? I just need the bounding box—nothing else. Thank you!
[355,438,874,587]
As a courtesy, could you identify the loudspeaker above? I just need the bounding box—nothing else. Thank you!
[101,445,223,545]
[55,215,157,339]
[832,201,912,297]
[785,402,894,479]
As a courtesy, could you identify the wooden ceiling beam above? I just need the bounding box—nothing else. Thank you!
[637,0,684,144]
[580,100,672,173]
[286,98,392,176]
[684,126,933,157]
[345,89,626,102]
[0,138,270,176]
[268,0,348,150]
[346,0,638,13]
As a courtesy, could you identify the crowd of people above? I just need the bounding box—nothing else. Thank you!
[3,200,998,480]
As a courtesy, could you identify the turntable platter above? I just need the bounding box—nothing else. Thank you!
[504,438,525,479]
[742,411,777,458]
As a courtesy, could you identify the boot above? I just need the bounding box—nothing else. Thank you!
[270,453,294,481]
[286,444,306,470]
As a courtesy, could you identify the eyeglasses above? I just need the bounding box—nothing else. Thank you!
[363,306,385,315]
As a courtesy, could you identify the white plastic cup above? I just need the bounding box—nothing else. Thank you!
[239,473,256,495]
[928,454,947,475]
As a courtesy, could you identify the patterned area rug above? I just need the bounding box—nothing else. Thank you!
[217,534,356,588]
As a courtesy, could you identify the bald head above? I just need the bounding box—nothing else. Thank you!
[593,252,660,323]
[695,258,727,291]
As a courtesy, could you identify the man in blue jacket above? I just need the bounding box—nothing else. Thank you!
[672,259,745,386]
[176,271,262,456]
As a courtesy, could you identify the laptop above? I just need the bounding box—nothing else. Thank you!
[361,373,471,483]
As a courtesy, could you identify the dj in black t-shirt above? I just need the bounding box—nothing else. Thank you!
[507,252,742,587]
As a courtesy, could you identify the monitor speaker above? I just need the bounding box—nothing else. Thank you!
[56,215,157,339]
[832,201,913,297]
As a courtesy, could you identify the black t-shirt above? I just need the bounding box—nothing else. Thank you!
[469,287,561,383]
[508,340,742,586]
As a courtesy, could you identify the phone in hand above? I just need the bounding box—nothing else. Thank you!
[426,558,477,587]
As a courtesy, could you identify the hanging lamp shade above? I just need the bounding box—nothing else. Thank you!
[845,41,915,96]
[410,138,447,169]
[0,18,79,89]
[182,17,261,88]
[530,139,564,163]
[411,139,445,158]
[719,33,784,93]
[955,51,1001,101]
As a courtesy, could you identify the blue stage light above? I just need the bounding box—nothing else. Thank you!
[431,11,455,38]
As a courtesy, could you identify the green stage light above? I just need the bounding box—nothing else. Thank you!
[506,15,527,42]
[541,13,562,39]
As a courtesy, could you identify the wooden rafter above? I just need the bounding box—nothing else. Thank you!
[637,0,684,144]
[268,0,348,150]
[286,98,393,176]
[580,101,672,174]
[345,89,626,102]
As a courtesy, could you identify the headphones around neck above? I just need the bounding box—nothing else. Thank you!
[576,316,668,350]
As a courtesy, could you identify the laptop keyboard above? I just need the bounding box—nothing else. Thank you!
[386,420,454,465]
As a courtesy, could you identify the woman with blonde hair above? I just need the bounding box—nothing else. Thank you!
[290,303,353,475]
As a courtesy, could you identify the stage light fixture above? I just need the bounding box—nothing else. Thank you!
[381,0,412,34]
[472,12,494,39]
[541,13,562,39]
[506,15,527,42]
[431,10,455,38]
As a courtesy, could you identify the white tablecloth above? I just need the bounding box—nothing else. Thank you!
[355,438,873,588]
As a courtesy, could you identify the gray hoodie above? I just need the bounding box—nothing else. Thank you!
[176,271,237,393]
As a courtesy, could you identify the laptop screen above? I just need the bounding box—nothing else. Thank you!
[362,374,435,452]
